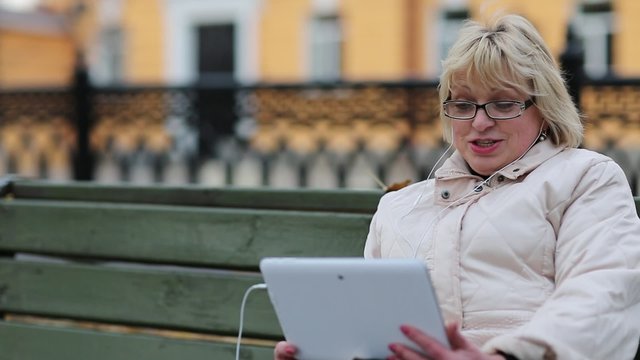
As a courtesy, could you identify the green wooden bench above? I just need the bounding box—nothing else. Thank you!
[0,178,638,360]
[0,177,382,360]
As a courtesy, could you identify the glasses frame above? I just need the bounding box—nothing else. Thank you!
[443,99,535,121]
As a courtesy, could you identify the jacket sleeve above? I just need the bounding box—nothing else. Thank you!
[483,160,640,359]
[364,199,383,259]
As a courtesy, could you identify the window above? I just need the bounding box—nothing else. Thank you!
[440,9,469,59]
[100,26,124,83]
[574,1,614,78]
[163,0,261,84]
[309,15,342,81]
[430,8,469,75]
[93,0,124,84]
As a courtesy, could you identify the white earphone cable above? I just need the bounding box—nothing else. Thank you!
[236,283,268,360]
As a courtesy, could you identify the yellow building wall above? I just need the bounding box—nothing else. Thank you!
[614,0,640,77]
[401,0,576,79]
[0,31,75,88]
[122,0,164,83]
[9,0,640,86]
[407,0,429,78]
[75,1,99,64]
[339,0,578,81]
[40,0,165,84]
[342,0,409,80]
[419,0,442,78]
[259,0,423,81]
[260,0,311,81]
[40,0,98,50]
[467,0,573,59]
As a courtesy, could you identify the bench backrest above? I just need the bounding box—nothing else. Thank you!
[0,179,381,360]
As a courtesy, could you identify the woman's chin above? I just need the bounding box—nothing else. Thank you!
[467,161,501,177]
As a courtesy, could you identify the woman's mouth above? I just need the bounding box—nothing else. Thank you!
[469,139,501,154]
[474,140,498,147]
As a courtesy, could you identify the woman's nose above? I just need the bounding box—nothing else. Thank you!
[472,108,495,131]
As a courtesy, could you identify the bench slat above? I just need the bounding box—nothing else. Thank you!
[9,180,382,213]
[0,200,371,268]
[0,321,274,360]
[0,259,281,337]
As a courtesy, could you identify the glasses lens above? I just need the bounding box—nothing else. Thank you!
[486,101,522,119]
[445,101,475,119]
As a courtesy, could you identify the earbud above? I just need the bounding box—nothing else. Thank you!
[538,131,547,142]
[536,121,547,142]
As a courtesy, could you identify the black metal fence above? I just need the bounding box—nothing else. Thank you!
[1,71,639,193]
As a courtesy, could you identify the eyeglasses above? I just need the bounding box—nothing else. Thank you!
[442,99,534,120]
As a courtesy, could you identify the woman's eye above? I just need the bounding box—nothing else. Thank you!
[493,102,517,111]
[454,103,474,111]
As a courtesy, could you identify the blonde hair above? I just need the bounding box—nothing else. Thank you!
[439,14,583,147]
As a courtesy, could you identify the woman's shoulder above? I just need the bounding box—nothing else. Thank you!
[558,147,614,164]
[541,147,630,196]
[563,146,607,157]
[544,147,619,174]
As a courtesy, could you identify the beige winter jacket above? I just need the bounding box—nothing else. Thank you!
[364,140,640,359]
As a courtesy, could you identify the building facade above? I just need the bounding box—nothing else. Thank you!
[1,0,638,87]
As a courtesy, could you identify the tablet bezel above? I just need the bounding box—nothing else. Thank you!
[260,257,450,360]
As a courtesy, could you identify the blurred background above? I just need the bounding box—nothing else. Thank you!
[0,0,638,193]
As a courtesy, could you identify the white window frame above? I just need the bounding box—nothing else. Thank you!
[573,0,614,78]
[425,2,468,78]
[89,0,125,84]
[308,15,342,81]
[163,0,262,85]
[98,26,124,83]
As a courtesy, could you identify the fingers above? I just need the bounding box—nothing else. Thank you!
[445,322,473,350]
[388,342,432,360]
[275,326,476,360]
[274,341,297,360]
[388,325,448,359]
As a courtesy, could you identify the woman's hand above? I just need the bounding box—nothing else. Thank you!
[273,323,506,360]
[388,323,506,360]
[274,341,298,360]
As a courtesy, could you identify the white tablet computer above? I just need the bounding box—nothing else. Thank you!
[259,257,449,360]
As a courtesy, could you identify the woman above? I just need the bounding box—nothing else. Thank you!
[275,14,640,360]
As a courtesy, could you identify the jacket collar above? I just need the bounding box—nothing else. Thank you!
[433,140,565,204]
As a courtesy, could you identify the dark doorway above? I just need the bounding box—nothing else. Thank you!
[196,23,236,157]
